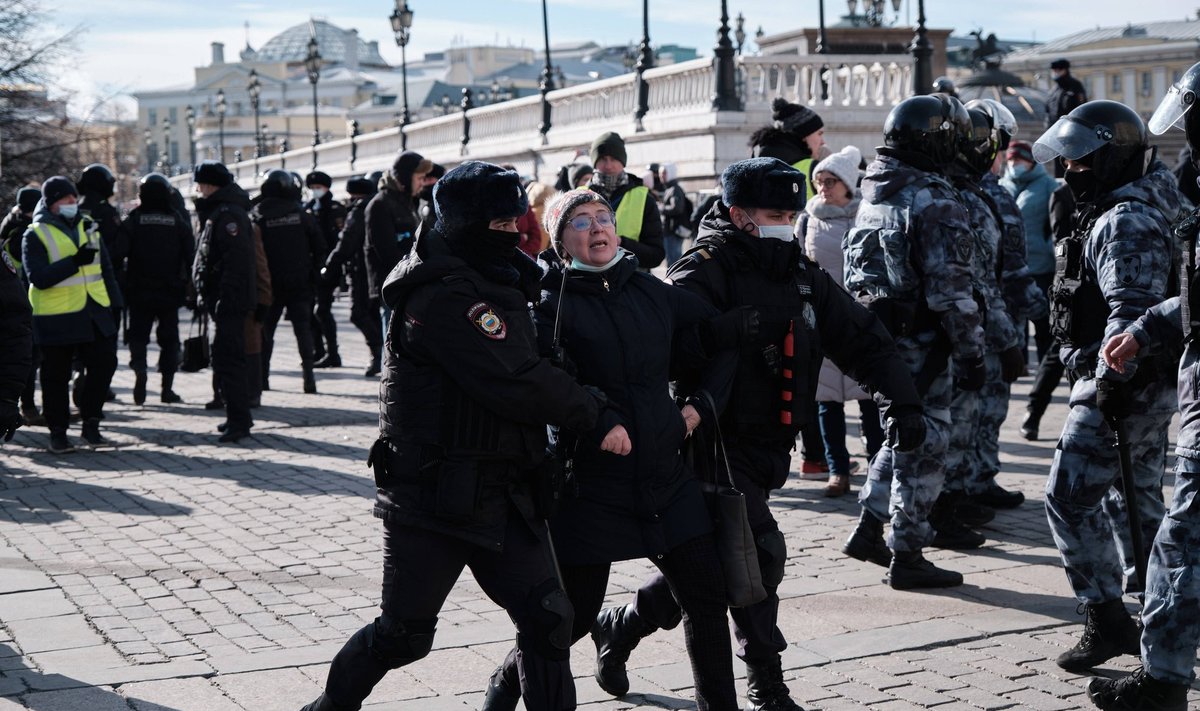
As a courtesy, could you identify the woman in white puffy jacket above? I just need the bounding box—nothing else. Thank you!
[799,146,884,496]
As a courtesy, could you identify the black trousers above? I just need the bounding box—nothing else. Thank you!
[321,514,573,711]
[1029,273,1054,364]
[212,313,251,430]
[633,445,790,664]
[798,401,825,463]
[126,300,180,374]
[40,327,117,431]
[262,294,316,378]
[349,274,382,351]
[1028,341,1066,418]
[312,283,338,356]
[20,344,40,410]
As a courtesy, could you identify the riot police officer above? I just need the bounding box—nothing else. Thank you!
[1033,100,1180,673]
[298,161,611,711]
[1088,65,1200,710]
[322,177,382,377]
[304,171,345,368]
[251,170,325,394]
[840,95,986,590]
[76,164,122,255]
[118,173,195,405]
[192,161,256,443]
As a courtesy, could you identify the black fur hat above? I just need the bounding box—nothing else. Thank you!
[433,161,529,234]
[194,161,233,187]
[305,171,332,188]
[721,157,805,211]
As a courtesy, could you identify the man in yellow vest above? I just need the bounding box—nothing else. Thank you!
[750,98,827,201]
[21,177,122,453]
[586,131,664,270]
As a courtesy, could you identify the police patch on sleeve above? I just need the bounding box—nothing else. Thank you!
[466,302,507,340]
[1114,255,1142,285]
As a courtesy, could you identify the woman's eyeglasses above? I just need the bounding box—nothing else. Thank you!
[567,212,615,231]
[814,178,842,188]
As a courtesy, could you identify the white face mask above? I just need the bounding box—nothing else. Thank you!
[755,222,795,242]
[57,204,79,220]
[310,187,328,201]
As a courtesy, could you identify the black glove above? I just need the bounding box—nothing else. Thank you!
[253,303,270,323]
[999,346,1026,383]
[953,356,986,392]
[702,306,760,352]
[0,400,21,442]
[72,246,97,266]
[319,265,340,288]
[885,407,926,452]
[1096,378,1134,421]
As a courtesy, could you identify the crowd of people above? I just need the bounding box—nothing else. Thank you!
[3,56,1200,711]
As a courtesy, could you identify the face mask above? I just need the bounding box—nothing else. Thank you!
[570,248,626,273]
[1009,164,1029,179]
[57,204,78,220]
[756,223,796,241]
[310,187,327,201]
[1064,168,1101,203]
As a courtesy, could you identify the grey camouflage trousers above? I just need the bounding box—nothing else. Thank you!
[859,333,953,553]
[1044,375,1174,604]
[945,352,1010,495]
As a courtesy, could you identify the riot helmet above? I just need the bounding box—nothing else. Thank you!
[138,172,172,205]
[932,76,957,96]
[78,163,116,198]
[260,169,293,199]
[883,95,962,170]
[287,172,305,201]
[965,98,1018,152]
[958,108,997,176]
[1149,61,1200,153]
[1033,100,1149,190]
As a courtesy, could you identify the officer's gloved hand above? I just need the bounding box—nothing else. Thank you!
[702,306,760,352]
[318,266,340,287]
[999,346,1026,383]
[885,406,926,452]
[253,303,270,323]
[1096,378,1134,421]
[0,399,21,442]
[953,356,986,392]
[72,246,97,266]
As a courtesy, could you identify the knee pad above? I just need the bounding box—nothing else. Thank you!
[755,529,787,588]
[367,615,435,669]
[515,578,574,661]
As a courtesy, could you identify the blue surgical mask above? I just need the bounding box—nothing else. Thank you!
[755,223,795,242]
[57,204,78,220]
[1009,164,1029,179]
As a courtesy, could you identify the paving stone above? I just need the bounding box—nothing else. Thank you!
[122,677,243,711]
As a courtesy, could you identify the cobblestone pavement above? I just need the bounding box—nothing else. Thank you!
[0,301,1197,710]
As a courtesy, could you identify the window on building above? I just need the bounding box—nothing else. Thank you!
[1141,72,1152,96]
[1111,74,1122,94]
[148,108,157,127]
[170,143,179,165]
[169,106,177,123]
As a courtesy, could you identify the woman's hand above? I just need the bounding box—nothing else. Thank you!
[600,424,632,456]
[680,404,701,436]
[1102,333,1140,374]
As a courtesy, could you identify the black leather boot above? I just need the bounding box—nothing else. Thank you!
[133,369,147,405]
[480,664,520,711]
[303,365,317,394]
[591,604,650,696]
[314,349,342,368]
[297,692,339,711]
[1056,599,1141,673]
[888,550,963,590]
[842,509,892,567]
[745,656,805,711]
[364,345,382,378]
[1087,666,1188,710]
[1020,408,1040,441]
[160,372,183,404]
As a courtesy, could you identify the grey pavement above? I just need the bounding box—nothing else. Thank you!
[0,300,1197,710]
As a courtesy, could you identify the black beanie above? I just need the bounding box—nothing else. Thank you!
[16,187,41,214]
[721,158,805,212]
[194,161,233,187]
[433,161,529,234]
[589,132,627,167]
[41,176,78,207]
[346,177,376,197]
[305,171,332,188]
[771,98,824,139]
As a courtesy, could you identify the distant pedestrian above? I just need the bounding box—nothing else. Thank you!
[0,212,31,444]
[322,177,382,377]
[585,132,664,270]
[304,171,346,369]
[1046,58,1088,177]
[365,151,430,335]
[1,187,43,426]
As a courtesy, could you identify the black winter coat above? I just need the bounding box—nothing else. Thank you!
[0,208,30,270]
[118,205,195,307]
[251,197,326,301]
[373,228,604,550]
[0,250,31,406]
[325,197,368,283]
[1047,73,1087,125]
[365,178,420,300]
[534,252,735,564]
[193,183,256,319]
[304,193,346,261]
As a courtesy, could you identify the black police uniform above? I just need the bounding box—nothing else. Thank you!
[307,227,605,711]
[119,202,195,383]
[0,207,37,415]
[193,183,256,436]
[0,245,31,440]
[251,196,325,387]
[323,195,382,372]
[304,191,346,363]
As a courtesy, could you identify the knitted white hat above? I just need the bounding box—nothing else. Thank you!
[812,146,863,193]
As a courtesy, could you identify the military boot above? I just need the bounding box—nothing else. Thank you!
[930,494,986,550]
[297,693,339,711]
[314,349,342,368]
[160,373,183,404]
[132,369,147,405]
[592,604,650,696]
[364,345,382,378]
[1056,599,1141,673]
[303,365,318,394]
[938,489,995,527]
[842,509,892,567]
[480,664,520,711]
[745,656,805,711]
[1087,667,1188,710]
[888,550,963,590]
[1020,408,1040,441]
[81,418,109,448]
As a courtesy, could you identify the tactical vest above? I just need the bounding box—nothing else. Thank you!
[614,186,649,241]
[27,219,111,316]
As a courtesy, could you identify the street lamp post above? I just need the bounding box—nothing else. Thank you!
[185,105,196,169]
[538,0,555,142]
[248,69,262,158]
[348,120,360,169]
[215,89,227,163]
[305,23,322,170]
[734,12,745,55]
[712,0,741,110]
[160,115,171,173]
[144,127,153,174]
[460,87,473,156]
[817,0,830,101]
[633,0,653,131]
[390,0,414,150]
[910,0,932,95]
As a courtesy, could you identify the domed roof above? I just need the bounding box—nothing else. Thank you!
[254,19,388,67]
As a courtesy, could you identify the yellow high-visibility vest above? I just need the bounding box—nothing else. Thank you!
[792,158,816,201]
[28,219,110,316]
[614,185,649,240]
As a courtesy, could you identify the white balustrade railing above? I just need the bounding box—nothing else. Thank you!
[740,54,913,108]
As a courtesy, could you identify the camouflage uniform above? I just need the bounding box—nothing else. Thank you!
[1045,162,1180,605]
[1121,201,1200,685]
[852,155,985,553]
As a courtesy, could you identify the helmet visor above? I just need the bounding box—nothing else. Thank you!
[1032,115,1114,164]
[1148,85,1193,135]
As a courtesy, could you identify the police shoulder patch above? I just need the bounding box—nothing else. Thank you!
[466,301,507,340]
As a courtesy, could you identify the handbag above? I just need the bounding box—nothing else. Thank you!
[179,312,211,373]
[693,391,767,608]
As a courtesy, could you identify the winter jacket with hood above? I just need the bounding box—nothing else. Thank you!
[1000,162,1058,277]
[365,174,421,301]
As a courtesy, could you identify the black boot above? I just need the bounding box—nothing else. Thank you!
[938,489,995,528]
[364,345,382,378]
[1087,667,1188,710]
[303,365,318,394]
[591,604,650,697]
[970,481,1025,509]
[81,418,109,448]
[314,349,342,368]
[842,510,892,567]
[930,494,986,550]
[1056,599,1141,673]
[888,550,963,590]
[160,372,183,404]
[1020,409,1040,441]
[745,656,805,711]
[297,693,340,711]
[480,664,520,711]
[133,369,147,405]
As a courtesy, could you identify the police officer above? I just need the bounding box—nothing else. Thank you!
[304,171,345,368]
[585,132,664,270]
[0,218,31,445]
[322,177,382,377]
[366,151,430,335]
[252,170,326,394]
[22,176,123,453]
[76,164,122,255]
[192,161,256,443]
[1,187,42,425]
[118,173,195,405]
[298,162,610,711]
[840,95,986,589]
[1089,61,1200,711]
[1032,100,1180,673]
[1046,59,1089,177]
[590,158,925,711]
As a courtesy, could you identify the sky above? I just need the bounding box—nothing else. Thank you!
[40,0,1198,119]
